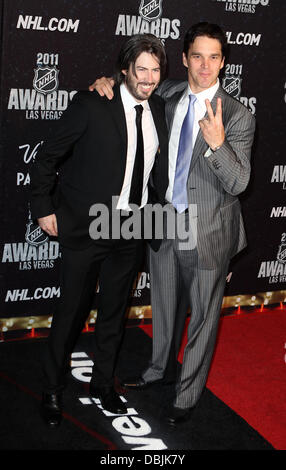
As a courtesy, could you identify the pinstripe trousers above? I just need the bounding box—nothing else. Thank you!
[143,212,229,409]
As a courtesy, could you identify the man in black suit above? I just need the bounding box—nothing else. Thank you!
[30,34,168,427]
[91,22,255,426]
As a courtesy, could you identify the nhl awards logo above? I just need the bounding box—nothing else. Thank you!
[33,66,59,94]
[277,243,286,264]
[257,233,286,283]
[212,0,270,14]
[222,75,242,99]
[25,208,49,246]
[115,0,180,42]
[8,51,76,121]
[139,0,162,22]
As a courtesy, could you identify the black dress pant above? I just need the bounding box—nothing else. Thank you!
[43,236,143,393]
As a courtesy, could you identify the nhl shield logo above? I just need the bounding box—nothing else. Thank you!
[33,66,59,95]
[25,220,49,246]
[139,0,163,22]
[222,75,242,99]
[277,243,286,264]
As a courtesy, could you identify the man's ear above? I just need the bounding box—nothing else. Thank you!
[220,56,225,70]
[121,69,127,76]
[182,52,188,69]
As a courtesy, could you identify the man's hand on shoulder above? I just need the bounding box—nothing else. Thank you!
[89,77,115,100]
[38,214,58,237]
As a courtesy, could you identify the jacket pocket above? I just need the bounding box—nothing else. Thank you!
[220,199,241,258]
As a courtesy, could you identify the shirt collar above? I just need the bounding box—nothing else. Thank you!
[188,79,220,104]
[120,83,149,112]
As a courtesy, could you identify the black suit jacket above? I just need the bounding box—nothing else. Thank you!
[30,86,169,249]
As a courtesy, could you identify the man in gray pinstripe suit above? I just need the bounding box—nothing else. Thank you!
[91,23,256,425]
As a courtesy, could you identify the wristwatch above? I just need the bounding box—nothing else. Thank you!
[211,144,222,152]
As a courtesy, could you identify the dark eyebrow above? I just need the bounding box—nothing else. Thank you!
[135,65,160,70]
[191,52,220,56]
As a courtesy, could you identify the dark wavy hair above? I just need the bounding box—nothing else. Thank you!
[183,22,228,58]
[115,34,167,84]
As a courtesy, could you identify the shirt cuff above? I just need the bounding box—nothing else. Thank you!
[204,147,212,158]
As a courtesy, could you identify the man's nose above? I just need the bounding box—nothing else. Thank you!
[145,70,153,83]
[201,59,209,69]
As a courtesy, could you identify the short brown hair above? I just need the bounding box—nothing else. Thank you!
[183,22,228,58]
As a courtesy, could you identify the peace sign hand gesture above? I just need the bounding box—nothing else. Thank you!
[199,98,225,151]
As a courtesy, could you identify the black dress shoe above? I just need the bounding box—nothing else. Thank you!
[166,405,194,426]
[90,384,127,414]
[41,392,62,427]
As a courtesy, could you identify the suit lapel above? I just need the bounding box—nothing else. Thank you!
[163,83,227,176]
[106,85,128,152]
[165,88,186,134]
[189,86,224,173]
[148,94,167,147]
[164,85,204,175]
[106,86,169,154]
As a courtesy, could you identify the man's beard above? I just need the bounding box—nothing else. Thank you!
[125,73,156,101]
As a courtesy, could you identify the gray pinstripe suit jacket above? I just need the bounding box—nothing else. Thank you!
[157,80,256,269]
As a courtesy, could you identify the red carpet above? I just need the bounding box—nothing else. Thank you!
[140,307,286,450]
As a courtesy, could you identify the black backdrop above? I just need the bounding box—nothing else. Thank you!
[0,0,285,331]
